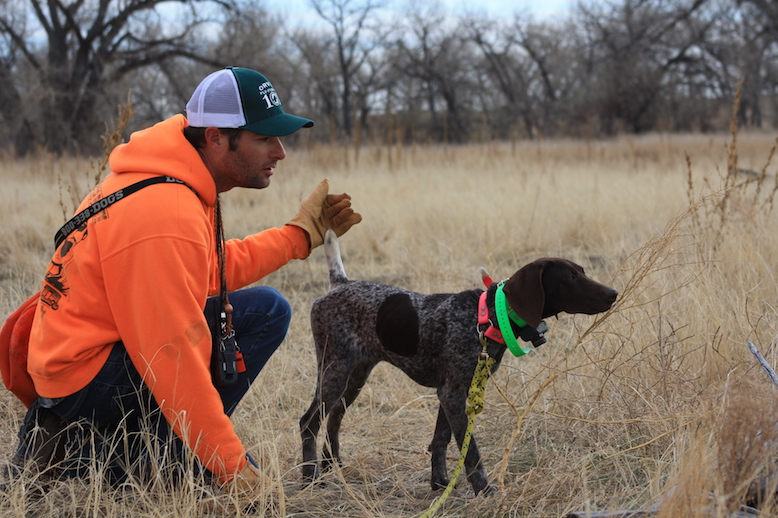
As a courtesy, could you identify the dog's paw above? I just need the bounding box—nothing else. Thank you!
[321,456,342,473]
[476,484,498,497]
[301,476,327,490]
[430,477,450,491]
[301,462,321,483]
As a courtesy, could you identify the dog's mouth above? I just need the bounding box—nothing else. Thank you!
[584,288,619,314]
[546,288,618,318]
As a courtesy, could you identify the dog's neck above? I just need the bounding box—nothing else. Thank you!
[478,282,520,361]
[481,283,547,360]
[482,284,518,360]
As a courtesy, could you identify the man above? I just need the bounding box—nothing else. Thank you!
[12,66,361,500]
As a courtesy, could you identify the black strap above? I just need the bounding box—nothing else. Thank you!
[54,176,195,249]
[212,196,240,386]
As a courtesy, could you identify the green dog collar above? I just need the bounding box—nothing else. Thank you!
[494,283,531,357]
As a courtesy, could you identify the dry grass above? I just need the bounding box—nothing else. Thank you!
[2,127,778,517]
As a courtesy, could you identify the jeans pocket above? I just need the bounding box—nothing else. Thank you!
[48,386,89,423]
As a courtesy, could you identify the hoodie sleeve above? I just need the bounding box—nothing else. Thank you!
[222,224,310,291]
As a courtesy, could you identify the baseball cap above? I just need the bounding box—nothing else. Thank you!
[186,67,314,137]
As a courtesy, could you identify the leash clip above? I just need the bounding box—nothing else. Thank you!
[478,332,490,361]
[478,329,488,349]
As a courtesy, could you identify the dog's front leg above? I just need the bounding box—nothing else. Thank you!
[428,405,452,490]
[439,387,495,496]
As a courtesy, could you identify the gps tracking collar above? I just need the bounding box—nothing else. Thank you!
[493,283,548,356]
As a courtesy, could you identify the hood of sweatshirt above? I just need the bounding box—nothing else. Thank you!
[108,114,216,207]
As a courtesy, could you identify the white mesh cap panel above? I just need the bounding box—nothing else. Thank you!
[185,70,247,128]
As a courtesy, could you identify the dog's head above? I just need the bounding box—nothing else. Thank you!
[501,258,618,328]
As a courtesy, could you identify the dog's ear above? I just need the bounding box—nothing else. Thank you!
[502,260,546,328]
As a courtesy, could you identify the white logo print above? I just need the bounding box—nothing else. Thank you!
[257,81,280,110]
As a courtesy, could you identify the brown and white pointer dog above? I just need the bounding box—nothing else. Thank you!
[300,230,618,496]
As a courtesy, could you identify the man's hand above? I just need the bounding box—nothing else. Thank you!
[287,179,362,249]
[218,454,275,511]
[324,191,362,237]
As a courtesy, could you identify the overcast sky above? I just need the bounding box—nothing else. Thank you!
[440,0,575,18]
[277,0,577,28]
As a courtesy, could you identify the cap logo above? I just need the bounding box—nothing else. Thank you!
[258,81,281,110]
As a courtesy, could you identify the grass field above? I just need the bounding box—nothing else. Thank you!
[2,127,778,517]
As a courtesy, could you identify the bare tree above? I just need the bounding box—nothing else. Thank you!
[576,0,714,134]
[391,4,476,143]
[308,0,389,140]
[466,15,585,138]
[0,0,236,156]
[739,0,778,33]
[288,29,341,140]
[715,0,778,128]
[466,17,537,138]
[4,0,777,154]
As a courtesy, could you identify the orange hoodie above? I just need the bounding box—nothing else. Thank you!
[28,114,310,481]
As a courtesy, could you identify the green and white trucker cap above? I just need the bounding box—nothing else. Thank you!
[186,67,314,137]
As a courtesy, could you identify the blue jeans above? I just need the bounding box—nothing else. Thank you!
[16,286,291,484]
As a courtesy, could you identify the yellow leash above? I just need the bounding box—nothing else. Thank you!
[419,334,496,518]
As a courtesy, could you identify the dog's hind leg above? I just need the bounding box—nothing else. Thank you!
[300,352,355,482]
[322,361,377,472]
[429,405,453,490]
[300,383,327,481]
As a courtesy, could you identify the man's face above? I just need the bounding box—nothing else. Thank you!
[218,130,286,191]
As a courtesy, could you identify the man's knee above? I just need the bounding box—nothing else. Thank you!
[232,286,292,335]
[252,285,291,323]
[263,286,292,325]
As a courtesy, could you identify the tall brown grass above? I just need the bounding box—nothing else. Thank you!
[1,125,778,517]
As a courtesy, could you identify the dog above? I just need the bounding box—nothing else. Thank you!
[300,230,618,496]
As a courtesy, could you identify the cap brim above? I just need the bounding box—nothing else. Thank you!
[242,113,314,137]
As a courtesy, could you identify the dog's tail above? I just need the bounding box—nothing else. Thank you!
[324,229,349,289]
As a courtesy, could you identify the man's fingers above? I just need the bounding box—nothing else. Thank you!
[322,190,361,236]
[330,207,354,226]
[326,193,351,204]
[332,211,362,236]
[324,197,353,219]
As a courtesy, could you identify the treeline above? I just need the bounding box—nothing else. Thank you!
[1,0,776,156]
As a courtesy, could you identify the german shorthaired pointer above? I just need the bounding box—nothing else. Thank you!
[300,230,618,496]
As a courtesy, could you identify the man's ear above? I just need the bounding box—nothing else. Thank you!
[204,127,225,152]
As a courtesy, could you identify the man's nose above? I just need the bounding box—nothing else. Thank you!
[271,137,286,160]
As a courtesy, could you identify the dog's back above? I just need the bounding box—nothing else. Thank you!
[312,230,476,387]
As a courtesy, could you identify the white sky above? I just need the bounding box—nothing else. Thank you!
[440,0,575,18]
[277,0,577,28]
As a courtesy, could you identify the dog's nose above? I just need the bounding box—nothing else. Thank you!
[604,288,618,304]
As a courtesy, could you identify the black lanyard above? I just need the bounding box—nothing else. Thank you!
[51,175,240,385]
[212,196,241,386]
[54,176,194,249]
